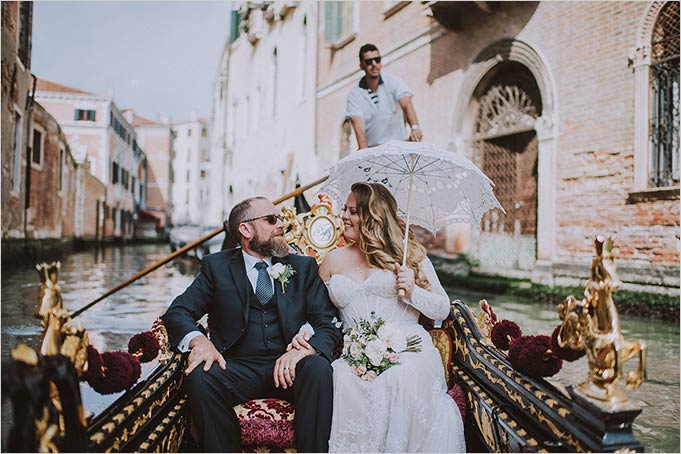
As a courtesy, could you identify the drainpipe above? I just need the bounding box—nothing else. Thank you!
[23,74,37,245]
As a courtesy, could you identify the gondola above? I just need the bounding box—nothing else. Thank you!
[3,182,647,453]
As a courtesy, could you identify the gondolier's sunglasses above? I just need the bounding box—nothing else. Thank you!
[242,214,284,225]
[363,56,382,66]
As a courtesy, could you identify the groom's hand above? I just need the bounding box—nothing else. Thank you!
[274,345,316,389]
[185,335,227,375]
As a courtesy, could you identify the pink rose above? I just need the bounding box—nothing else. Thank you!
[363,370,378,381]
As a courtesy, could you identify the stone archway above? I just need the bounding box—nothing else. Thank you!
[473,63,541,270]
[449,39,557,277]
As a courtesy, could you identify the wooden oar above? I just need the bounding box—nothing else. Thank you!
[70,175,329,318]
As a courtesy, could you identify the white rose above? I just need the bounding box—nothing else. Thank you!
[365,339,387,367]
[378,324,407,352]
[269,263,285,278]
[391,336,408,353]
[349,342,362,359]
[356,364,367,375]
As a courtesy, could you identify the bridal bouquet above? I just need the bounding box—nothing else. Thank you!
[342,312,422,381]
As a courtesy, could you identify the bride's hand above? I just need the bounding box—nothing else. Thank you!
[286,328,313,351]
[394,263,415,298]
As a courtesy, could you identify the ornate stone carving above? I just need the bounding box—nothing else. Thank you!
[475,85,538,140]
[628,44,651,69]
[534,114,557,141]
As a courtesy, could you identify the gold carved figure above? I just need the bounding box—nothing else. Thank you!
[35,262,90,376]
[557,236,647,406]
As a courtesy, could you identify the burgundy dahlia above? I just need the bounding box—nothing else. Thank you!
[89,351,134,395]
[550,326,586,362]
[447,384,467,419]
[491,320,522,350]
[128,331,160,362]
[125,354,142,384]
[508,335,563,378]
[81,345,103,383]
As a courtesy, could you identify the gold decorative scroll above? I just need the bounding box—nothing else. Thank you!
[282,197,344,263]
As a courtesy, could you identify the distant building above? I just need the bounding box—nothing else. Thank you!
[206,40,230,226]
[125,109,174,237]
[209,1,321,213]
[35,79,148,240]
[1,2,109,260]
[171,114,210,225]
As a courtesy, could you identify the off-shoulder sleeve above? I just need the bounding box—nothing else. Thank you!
[401,257,451,320]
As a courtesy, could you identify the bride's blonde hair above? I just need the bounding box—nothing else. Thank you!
[350,182,430,289]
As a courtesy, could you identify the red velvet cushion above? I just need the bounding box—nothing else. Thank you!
[234,398,295,450]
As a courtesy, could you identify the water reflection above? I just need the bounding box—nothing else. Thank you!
[1,245,678,452]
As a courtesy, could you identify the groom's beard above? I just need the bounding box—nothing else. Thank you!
[249,231,289,257]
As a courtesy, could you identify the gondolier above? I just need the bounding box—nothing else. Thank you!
[346,43,423,149]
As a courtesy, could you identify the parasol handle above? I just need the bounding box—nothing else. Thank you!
[398,154,416,298]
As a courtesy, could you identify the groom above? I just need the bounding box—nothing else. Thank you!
[162,196,341,452]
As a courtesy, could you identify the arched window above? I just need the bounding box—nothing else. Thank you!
[650,1,679,187]
[631,1,680,190]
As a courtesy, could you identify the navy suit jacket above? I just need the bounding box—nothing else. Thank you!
[162,248,341,361]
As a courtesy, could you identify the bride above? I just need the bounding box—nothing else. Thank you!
[291,182,465,453]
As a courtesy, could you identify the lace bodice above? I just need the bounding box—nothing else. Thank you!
[326,257,450,326]
[326,257,466,453]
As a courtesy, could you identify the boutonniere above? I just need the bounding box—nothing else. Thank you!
[269,263,296,293]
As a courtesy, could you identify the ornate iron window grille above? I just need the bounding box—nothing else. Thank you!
[650,1,680,188]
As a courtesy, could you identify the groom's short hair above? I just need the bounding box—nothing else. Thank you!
[228,196,268,244]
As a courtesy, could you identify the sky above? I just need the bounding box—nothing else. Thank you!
[32,1,231,123]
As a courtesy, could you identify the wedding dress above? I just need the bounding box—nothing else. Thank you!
[326,258,466,453]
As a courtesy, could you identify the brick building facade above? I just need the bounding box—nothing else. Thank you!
[312,1,678,293]
[27,102,77,239]
[1,2,104,261]
[2,1,33,239]
[35,79,148,240]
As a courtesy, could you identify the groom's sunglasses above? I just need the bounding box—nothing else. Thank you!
[242,214,283,225]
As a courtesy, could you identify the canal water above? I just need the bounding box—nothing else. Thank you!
[1,244,678,452]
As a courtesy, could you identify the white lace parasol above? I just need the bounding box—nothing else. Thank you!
[318,140,505,244]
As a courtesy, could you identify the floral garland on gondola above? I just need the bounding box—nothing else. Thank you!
[482,302,585,378]
[82,322,163,394]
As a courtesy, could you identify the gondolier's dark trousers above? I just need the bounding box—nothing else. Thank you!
[184,354,333,453]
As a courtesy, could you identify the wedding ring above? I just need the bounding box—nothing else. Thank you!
[283,367,289,370]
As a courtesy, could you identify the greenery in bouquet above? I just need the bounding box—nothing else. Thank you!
[342,312,422,381]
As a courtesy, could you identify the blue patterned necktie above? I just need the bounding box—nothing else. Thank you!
[254,261,274,305]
